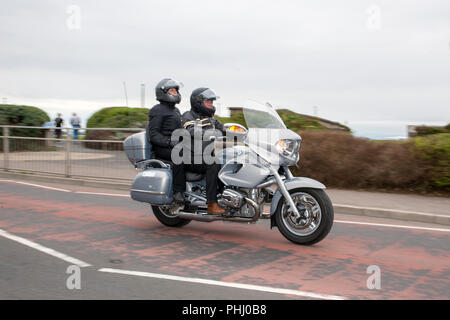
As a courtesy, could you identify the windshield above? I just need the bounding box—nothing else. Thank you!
[242,100,286,129]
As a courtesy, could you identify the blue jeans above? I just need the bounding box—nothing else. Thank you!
[72,125,80,140]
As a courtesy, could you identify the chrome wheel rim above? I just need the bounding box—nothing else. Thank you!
[281,192,322,236]
[158,204,182,218]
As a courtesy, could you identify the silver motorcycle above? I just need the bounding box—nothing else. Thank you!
[124,101,333,245]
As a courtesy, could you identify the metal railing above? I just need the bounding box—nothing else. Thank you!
[0,125,144,181]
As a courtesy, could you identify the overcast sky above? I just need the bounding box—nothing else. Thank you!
[1,0,449,138]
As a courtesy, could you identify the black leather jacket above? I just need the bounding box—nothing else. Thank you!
[181,109,225,156]
[182,110,224,134]
[147,102,182,151]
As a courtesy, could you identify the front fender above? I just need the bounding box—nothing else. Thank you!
[269,177,326,216]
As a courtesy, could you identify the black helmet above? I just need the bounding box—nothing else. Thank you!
[155,78,183,104]
[190,87,220,117]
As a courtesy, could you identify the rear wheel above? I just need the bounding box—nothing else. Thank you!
[275,188,333,245]
[151,205,191,227]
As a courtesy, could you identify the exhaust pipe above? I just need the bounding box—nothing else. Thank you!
[177,197,261,223]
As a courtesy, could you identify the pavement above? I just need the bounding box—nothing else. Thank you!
[0,170,449,226]
[327,189,450,226]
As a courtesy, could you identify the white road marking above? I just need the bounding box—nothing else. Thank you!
[75,191,129,197]
[335,220,450,233]
[0,179,128,197]
[98,267,346,300]
[0,229,91,267]
[0,179,71,192]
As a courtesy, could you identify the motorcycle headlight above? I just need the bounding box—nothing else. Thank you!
[275,139,300,159]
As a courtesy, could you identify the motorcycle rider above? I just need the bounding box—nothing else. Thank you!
[182,88,225,215]
[147,78,185,203]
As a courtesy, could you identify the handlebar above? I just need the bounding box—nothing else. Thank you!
[209,136,228,141]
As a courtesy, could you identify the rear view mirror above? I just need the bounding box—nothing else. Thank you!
[223,123,247,144]
[224,123,247,135]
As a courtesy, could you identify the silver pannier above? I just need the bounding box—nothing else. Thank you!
[123,131,151,165]
[124,131,173,204]
[130,168,173,204]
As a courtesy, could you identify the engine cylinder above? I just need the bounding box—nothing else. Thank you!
[221,189,245,208]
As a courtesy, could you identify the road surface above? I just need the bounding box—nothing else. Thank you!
[0,180,449,300]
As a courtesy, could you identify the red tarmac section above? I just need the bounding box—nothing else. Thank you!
[0,181,449,299]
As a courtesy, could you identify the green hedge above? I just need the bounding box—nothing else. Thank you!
[0,104,50,137]
[85,107,148,149]
[292,130,450,194]
[216,109,351,132]
[87,107,148,129]
[412,133,450,190]
[415,125,450,136]
[215,112,247,128]
[0,104,51,151]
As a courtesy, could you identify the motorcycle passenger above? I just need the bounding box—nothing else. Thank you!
[147,78,185,203]
[182,88,225,215]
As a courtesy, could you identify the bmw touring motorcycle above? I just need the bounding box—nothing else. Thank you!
[124,101,333,245]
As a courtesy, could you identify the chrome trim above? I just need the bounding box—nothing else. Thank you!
[270,167,301,218]
[185,192,206,202]
[255,175,285,189]
[176,197,261,223]
[255,178,277,189]
[222,189,244,208]
[283,166,294,179]
[130,189,166,195]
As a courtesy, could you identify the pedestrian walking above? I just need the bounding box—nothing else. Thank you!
[54,113,64,139]
[70,113,81,140]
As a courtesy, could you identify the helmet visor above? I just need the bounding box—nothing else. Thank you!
[200,88,220,100]
[161,79,184,91]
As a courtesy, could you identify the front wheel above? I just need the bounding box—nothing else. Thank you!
[151,205,191,227]
[275,188,333,245]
